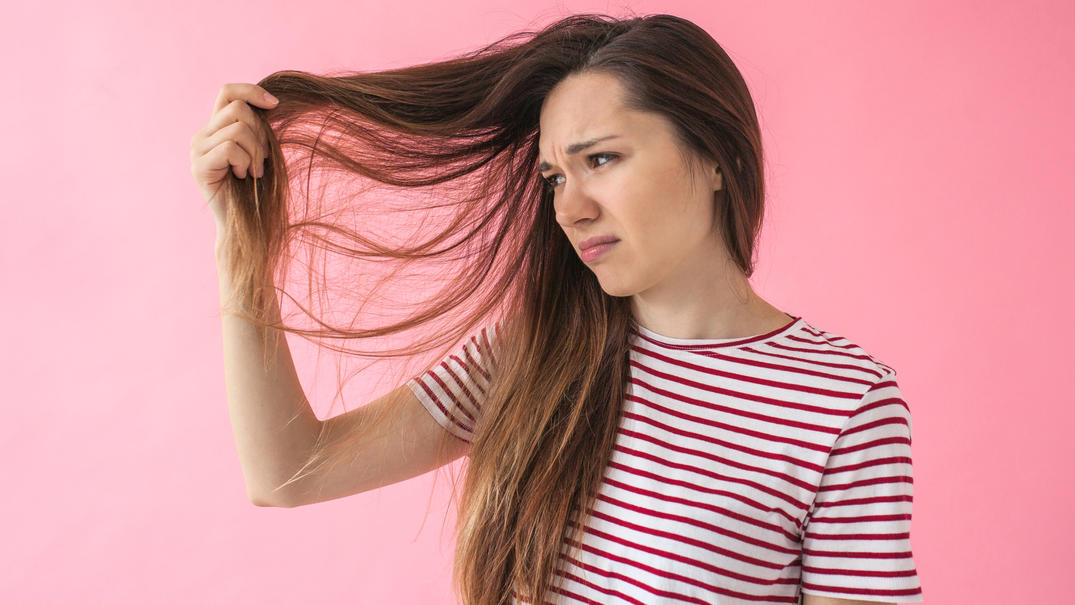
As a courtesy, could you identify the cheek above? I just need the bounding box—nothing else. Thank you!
[635,196,706,248]
[606,170,710,256]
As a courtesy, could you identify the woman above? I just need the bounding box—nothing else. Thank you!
[189,13,922,605]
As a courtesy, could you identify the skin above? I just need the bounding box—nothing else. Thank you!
[538,71,793,341]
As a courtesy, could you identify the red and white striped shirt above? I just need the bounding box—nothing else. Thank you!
[407,314,923,604]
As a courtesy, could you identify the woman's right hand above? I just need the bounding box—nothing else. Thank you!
[189,83,279,227]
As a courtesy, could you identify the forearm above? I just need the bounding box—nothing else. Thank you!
[215,235,322,507]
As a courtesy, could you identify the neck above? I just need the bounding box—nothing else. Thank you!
[629,253,788,341]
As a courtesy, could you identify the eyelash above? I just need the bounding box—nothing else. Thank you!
[542,153,617,189]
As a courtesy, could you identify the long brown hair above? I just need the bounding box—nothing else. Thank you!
[211,11,766,604]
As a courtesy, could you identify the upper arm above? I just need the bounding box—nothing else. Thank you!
[271,320,501,507]
[274,382,470,507]
[799,373,921,603]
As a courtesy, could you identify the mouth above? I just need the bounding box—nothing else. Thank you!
[578,235,620,251]
[580,240,617,263]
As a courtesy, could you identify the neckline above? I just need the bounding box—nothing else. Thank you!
[629,313,804,350]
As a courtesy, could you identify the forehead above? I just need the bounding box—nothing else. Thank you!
[537,72,630,155]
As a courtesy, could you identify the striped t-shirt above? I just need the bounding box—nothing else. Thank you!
[406,314,923,604]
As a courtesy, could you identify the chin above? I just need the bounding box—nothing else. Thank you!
[593,274,641,298]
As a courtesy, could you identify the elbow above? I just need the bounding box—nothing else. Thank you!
[248,487,293,508]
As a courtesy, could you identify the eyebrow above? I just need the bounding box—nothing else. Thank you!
[538,135,621,172]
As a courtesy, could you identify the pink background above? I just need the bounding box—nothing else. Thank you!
[3,0,1073,602]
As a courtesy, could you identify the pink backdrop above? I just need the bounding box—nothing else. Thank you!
[3,0,1072,603]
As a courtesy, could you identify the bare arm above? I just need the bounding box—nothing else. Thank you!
[215,235,322,506]
[280,381,470,508]
[215,234,470,508]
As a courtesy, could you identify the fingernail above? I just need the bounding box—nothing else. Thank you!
[264,92,278,104]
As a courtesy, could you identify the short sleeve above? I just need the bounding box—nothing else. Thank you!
[405,320,503,446]
[800,371,923,603]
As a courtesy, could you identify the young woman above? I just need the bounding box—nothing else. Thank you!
[189,13,922,605]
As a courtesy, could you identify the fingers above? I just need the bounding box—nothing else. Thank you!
[213,83,277,151]
[213,82,278,116]
[191,83,277,192]
[230,124,261,179]
[192,83,279,219]
[195,120,261,179]
[199,84,277,178]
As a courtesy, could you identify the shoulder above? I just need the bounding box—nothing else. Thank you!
[793,318,898,379]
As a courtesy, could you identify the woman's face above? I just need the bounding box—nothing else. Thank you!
[537,70,725,298]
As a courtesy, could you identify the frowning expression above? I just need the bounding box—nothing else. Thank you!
[537,70,725,298]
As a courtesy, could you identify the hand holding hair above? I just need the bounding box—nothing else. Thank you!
[189,82,279,228]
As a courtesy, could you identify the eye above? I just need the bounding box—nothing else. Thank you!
[542,153,617,190]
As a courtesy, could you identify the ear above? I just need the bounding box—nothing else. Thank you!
[713,156,744,192]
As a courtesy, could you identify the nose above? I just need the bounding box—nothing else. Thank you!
[553,180,600,230]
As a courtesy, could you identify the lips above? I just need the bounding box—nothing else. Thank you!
[579,235,620,251]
